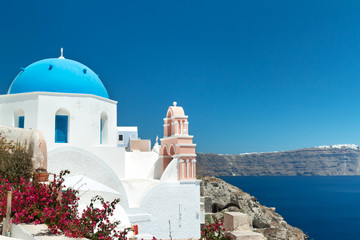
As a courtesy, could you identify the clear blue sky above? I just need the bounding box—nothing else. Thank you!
[1,1,360,154]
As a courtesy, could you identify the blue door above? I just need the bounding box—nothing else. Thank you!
[55,115,68,143]
[18,116,24,128]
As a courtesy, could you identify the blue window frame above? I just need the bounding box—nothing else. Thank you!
[55,115,68,143]
[18,116,24,128]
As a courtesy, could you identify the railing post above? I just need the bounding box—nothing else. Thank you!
[2,190,12,236]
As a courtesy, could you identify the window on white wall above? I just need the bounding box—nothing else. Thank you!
[18,116,25,128]
[100,112,108,144]
[55,109,69,143]
[14,109,25,128]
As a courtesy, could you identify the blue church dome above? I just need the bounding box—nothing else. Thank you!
[8,57,109,99]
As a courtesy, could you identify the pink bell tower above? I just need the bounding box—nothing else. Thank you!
[160,102,196,180]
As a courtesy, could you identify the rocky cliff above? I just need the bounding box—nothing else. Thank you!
[197,144,360,176]
[201,176,308,240]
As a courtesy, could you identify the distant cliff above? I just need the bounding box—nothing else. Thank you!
[197,144,360,176]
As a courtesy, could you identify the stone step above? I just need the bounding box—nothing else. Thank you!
[227,230,265,240]
[224,212,251,231]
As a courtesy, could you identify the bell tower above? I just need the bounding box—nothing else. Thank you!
[160,102,196,180]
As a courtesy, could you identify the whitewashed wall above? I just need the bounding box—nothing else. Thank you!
[127,181,201,239]
[37,93,118,149]
[0,93,39,129]
[48,145,129,207]
[0,92,118,150]
[124,151,159,179]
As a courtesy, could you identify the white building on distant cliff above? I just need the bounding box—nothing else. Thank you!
[0,49,201,239]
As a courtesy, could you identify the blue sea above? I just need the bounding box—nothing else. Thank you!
[220,176,360,240]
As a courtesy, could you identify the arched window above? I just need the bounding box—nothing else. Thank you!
[55,108,69,143]
[100,112,108,144]
[14,109,25,128]
[169,144,176,156]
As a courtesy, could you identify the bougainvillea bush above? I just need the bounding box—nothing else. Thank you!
[201,215,230,240]
[0,170,130,240]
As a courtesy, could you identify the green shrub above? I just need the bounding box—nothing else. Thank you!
[0,134,33,184]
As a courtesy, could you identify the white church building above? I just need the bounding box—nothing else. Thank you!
[0,50,201,239]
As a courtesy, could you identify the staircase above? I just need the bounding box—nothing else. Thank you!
[224,212,265,240]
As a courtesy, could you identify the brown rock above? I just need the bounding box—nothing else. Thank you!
[200,176,308,240]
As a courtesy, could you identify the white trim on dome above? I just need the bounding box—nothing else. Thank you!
[1,92,117,104]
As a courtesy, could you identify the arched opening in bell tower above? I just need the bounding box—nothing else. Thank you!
[162,145,173,172]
